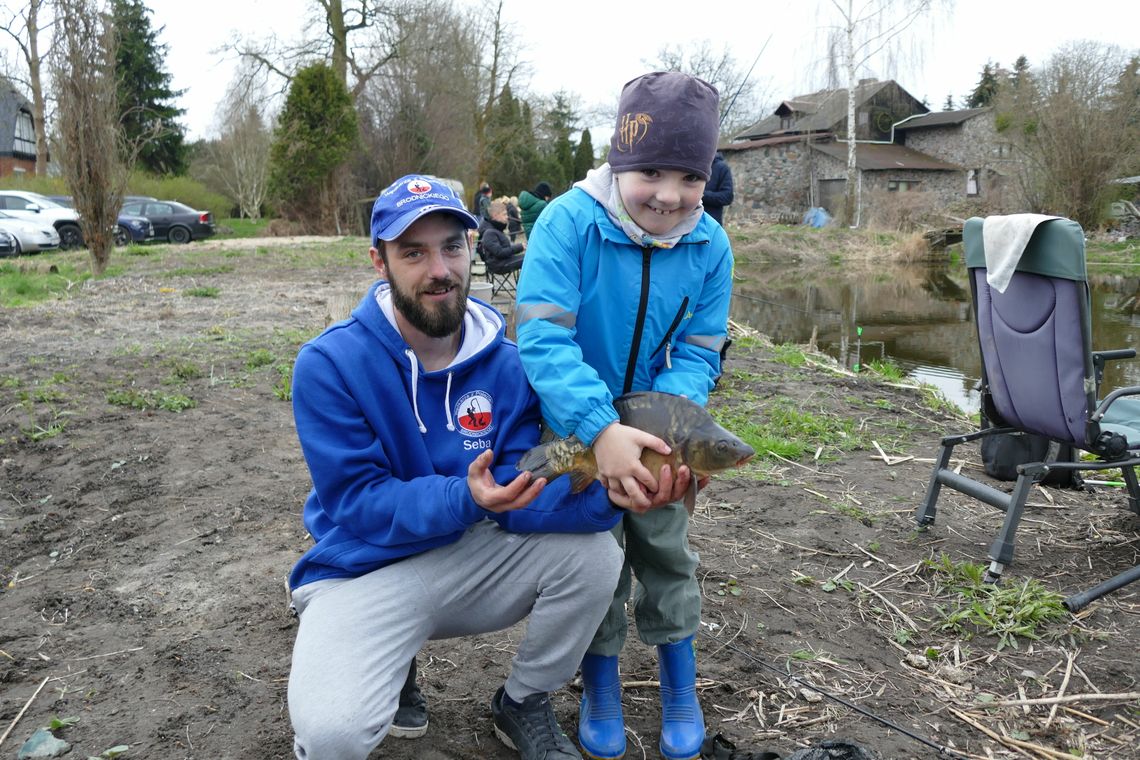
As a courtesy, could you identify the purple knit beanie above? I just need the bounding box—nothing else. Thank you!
[607,71,720,181]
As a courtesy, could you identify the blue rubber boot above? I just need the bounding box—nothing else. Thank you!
[657,636,705,760]
[578,653,626,759]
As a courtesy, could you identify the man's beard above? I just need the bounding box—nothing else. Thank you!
[389,271,470,338]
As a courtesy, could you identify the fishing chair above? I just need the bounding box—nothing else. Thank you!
[484,260,520,302]
[915,215,1140,611]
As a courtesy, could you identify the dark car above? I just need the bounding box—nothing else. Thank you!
[46,195,155,246]
[120,199,215,244]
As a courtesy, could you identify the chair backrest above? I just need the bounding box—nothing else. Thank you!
[965,216,1095,445]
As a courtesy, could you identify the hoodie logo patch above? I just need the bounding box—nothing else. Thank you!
[455,390,494,437]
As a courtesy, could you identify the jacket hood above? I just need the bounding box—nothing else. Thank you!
[354,280,505,433]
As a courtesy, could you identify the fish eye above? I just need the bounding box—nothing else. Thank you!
[716,440,729,452]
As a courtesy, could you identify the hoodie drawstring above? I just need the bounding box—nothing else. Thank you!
[406,349,428,434]
[405,349,456,434]
[444,372,456,431]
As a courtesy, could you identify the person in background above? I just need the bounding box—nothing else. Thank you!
[286,174,625,760]
[478,199,526,274]
[701,151,734,226]
[506,195,524,241]
[515,72,733,760]
[476,182,494,221]
[519,181,553,238]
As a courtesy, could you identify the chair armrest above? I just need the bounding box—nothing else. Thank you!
[1090,385,1140,422]
[1093,349,1136,363]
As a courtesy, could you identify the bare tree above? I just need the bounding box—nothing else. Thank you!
[645,40,773,139]
[231,0,403,97]
[0,0,55,174]
[196,67,272,219]
[822,0,947,226]
[50,0,124,275]
[997,41,1140,230]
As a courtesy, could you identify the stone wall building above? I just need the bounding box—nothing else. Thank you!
[722,80,1018,225]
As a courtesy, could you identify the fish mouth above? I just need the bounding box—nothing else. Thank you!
[736,453,754,466]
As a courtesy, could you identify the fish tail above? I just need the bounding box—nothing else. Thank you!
[516,441,562,480]
[569,469,595,494]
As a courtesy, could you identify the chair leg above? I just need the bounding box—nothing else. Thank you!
[985,471,1038,583]
[1121,465,1140,516]
[916,441,954,527]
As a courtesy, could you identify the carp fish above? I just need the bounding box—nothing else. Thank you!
[516,391,755,513]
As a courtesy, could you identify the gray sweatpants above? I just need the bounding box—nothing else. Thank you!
[288,520,623,760]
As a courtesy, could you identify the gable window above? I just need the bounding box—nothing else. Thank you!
[967,169,980,196]
[780,115,793,130]
[14,111,35,155]
[887,179,920,192]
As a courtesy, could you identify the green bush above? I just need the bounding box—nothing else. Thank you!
[125,172,232,220]
[0,172,231,221]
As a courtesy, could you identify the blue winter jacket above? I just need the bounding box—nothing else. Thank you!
[288,281,621,590]
[514,187,734,445]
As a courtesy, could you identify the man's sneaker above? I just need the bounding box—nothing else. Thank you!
[389,657,428,739]
[491,686,581,759]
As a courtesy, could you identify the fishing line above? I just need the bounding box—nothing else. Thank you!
[698,631,970,759]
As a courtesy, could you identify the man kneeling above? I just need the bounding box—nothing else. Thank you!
[286,175,626,760]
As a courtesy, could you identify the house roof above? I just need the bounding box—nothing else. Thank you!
[721,134,823,152]
[734,79,898,140]
[810,141,962,171]
[894,108,989,130]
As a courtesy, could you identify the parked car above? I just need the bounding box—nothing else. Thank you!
[113,213,156,246]
[0,230,16,257]
[120,199,216,244]
[0,210,60,254]
[0,191,83,249]
[47,195,156,247]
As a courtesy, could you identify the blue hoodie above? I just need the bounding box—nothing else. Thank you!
[289,281,620,590]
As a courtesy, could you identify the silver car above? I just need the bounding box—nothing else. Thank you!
[0,210,61,254]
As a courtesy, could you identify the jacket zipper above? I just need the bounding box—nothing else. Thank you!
[623,247,653,395]
[649,296,690,370]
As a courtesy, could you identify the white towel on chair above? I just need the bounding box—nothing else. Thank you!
[982,214,1062,293]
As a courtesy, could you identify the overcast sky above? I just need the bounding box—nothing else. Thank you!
[147,0,1140,141]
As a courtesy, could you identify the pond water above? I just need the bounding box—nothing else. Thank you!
[729,257,1140,414]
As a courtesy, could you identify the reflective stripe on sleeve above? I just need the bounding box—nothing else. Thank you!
[516,303,577,330]
[684,334,725,352]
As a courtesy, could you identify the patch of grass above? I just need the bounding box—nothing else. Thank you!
[107,388,197,413]
[866,358,905,381]
[217,217,272,238]
[164,360,203,384]
[919,384,961,416]
[166,265,235,277]
[184,286,220,298]
[771,343,807,367]
[0,260,93,307]
[922,555,1068,651]
[714,396,862,462]
[273,363,293,401]
[246,348,276,369]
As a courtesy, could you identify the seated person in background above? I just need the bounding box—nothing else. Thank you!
[478,200,526,273]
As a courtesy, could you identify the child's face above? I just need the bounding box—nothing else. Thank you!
[616,169,707,235]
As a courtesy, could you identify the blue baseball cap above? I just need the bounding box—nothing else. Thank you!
[370,175,479,246]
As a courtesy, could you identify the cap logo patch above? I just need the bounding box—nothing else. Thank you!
[407,179,432,194]
[455,390,494,437]
[615,112,653,153]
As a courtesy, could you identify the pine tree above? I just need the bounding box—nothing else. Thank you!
[572,129,594,181]
[541,93,577,191]
[485,84,541,198]
[267,63,357,227]
[966,62,1001,108]
[942,94,955,110]
[111,0,187,175]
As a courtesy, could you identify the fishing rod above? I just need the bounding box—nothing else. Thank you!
[699,631,970,759]
[721,35,772,127]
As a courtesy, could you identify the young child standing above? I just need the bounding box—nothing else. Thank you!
[514,72,733,760]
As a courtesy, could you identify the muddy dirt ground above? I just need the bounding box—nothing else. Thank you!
[1,238,1137,760]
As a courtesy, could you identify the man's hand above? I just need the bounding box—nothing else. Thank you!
[467,449,546,513]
